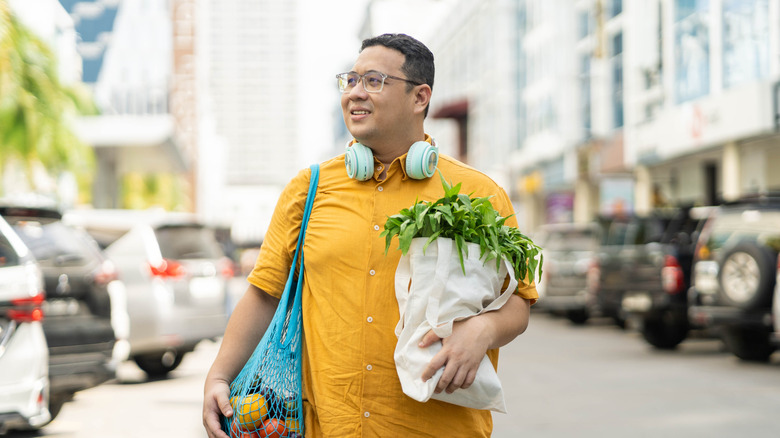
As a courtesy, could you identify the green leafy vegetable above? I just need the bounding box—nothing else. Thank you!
[381,174,543,284]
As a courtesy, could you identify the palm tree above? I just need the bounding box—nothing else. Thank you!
[0,0,98,196]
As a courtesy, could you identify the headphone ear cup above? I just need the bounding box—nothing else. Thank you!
[345,142,374,181]
[406,141,439,179]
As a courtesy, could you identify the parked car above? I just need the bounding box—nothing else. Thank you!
[588,207,705,336]
[0,205,117,420]
[534,222,602,324]
[64,209,231,377]
[688,196,780,361]
[617,206,712,349]
[0,215,50,433]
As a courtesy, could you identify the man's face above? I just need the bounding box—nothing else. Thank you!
[341,46,417,146]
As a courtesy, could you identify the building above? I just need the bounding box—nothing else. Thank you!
[61,0,193,208]
[196,0,299,243]
[350,0,780,235]
[624,0,780,210]
[516,0,780,232]
[427,0,523,191]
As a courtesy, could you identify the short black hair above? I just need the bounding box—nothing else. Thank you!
[361,33,435,117]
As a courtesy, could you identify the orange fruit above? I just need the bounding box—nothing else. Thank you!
[230,419,261,437]
[259,418,286,438]
[230,394,268,430]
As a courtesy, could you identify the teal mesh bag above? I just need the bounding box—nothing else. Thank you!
[221,164,319,438]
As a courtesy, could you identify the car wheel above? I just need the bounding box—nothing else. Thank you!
[722,327,775,362]
[134,350,185,378]
[718,243,776,310]
[566,309,589,325]
[640,311,689,349]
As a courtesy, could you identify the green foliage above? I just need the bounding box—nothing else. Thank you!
[0,2,97,193]
[381,174,543,284]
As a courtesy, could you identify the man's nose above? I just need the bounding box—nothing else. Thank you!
[348,79,369,99]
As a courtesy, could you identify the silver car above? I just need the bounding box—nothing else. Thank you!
[64,209,231,377]
[0,215,50,432]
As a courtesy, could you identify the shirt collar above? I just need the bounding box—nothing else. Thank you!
[371,134,434,182]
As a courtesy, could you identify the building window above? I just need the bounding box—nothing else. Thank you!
[722,0,769,89]
[579,54,591,135]
[610,0,623,18]
[674,0,710,103]
[517,2,528,147]
[578,10,591,39]
[612,33,623,56]
[611,32,624,129]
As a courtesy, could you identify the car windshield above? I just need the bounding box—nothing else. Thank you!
[155,225,225,260]
[12,221,98,266]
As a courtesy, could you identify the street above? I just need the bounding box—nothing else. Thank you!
[16,312,780,438]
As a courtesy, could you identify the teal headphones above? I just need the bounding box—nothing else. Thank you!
[345,140,439,181]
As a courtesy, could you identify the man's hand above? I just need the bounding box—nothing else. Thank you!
[418,294,531,394]
[202,285,278,437]
[203,377,233,438]
[419,316,491,394]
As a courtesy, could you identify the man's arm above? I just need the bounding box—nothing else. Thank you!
[203,284,279,438]
[419,293,531,394]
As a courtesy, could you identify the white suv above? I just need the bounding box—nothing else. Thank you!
[0,215,50,432]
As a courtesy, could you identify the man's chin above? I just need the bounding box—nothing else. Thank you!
[347,129,373,145]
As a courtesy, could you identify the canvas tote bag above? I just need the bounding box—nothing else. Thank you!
[394,237,518,413]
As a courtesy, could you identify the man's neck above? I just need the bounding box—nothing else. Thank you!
[369,133,427,168]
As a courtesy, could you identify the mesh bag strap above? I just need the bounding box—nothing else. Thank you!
[273,164,319,346]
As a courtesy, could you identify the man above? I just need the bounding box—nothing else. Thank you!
[203,33,537,437]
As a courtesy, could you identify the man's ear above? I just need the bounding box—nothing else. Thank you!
[413,85,432,115]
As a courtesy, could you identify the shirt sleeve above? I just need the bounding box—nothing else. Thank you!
[247,168,311,299]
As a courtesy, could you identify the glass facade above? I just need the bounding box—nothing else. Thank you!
[611,32,623,128]
[674,0,710,103]
[722,0,769,89]
[517,0,528,148]
[580,54,591,135]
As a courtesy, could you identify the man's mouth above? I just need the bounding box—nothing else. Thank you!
[352,110,370,115]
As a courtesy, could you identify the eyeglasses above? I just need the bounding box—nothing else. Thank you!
[336,71,422,93]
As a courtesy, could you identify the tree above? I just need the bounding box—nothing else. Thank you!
[0,0,98,197]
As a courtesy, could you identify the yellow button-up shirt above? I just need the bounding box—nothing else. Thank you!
[248,150,537,437]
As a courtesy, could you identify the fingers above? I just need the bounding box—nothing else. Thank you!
[218,391,234,418]
[204,412,231,438]
[421,351,446,382]
[203,380,232,438]
[203,400,231,438]
[445,367,477,393]
[418,328,442,348]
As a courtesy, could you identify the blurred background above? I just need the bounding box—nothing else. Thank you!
[3,0,778,238]
[3,0,780,437]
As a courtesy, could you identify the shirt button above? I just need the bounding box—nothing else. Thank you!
[364,412,370,418]
[367,316,373,323]
[369,269,376,276]
[373,225,380,231]
[366,364,373,371]
[377,186,384,192]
